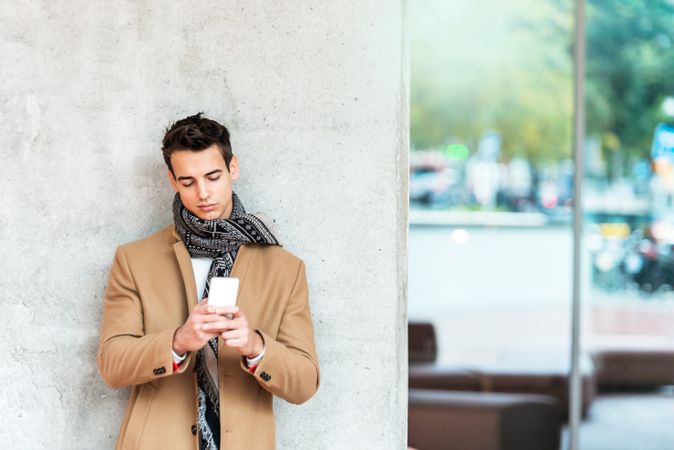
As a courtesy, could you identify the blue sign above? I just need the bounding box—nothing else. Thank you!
[651,122,674,160]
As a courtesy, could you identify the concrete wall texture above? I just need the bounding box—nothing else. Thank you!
[0,2,408,449]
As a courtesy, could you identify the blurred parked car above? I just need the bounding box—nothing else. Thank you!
[628,219,674,292]
[410,166,460,207]
[586,211,654,291]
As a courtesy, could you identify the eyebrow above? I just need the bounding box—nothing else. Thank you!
[177,169,223,181]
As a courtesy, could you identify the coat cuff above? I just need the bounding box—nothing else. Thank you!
[240,329,281,386]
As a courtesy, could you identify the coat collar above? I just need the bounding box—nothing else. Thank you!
[169,225,253,311]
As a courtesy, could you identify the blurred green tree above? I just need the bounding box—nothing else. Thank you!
[411,0,674,176]
[586,0,674,177]
[410,0,573,162]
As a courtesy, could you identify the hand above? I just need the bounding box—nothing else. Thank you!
[172,302,235,355]
[217,306,265,359]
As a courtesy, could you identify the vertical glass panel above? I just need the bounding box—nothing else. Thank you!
[407,1,576,449]
[581,1,674,449]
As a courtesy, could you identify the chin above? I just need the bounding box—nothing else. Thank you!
[205,210,228,221]
[198,212,219,221]
[186,207,219,221]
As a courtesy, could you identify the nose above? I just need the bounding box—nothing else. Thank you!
[197,181,209,200]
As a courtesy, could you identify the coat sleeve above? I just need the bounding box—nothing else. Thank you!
[240,259,320,404]
[97,246,193,388]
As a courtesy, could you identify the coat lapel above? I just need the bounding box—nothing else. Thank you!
[171,226,199,312]
[230,245,253,303]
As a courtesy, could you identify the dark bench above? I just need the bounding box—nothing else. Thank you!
[409,389,562,450]
[409,320,596,418]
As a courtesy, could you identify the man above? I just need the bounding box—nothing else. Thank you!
[97,113,320,450]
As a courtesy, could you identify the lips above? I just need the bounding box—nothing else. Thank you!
[199,204,216,212]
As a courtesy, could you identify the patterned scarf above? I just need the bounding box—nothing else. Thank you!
[173,192,279,450]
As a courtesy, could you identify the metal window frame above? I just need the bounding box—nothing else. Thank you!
[569,0,586,449]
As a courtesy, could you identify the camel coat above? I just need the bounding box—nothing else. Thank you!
[97,225,320,450]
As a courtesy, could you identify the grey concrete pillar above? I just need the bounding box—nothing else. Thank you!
[0,2,408,449]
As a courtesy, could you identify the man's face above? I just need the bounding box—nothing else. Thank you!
[168,144,239,221]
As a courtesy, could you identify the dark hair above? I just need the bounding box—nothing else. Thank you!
[161,112,233,174]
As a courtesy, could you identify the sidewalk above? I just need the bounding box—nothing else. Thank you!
[409,209,549,227]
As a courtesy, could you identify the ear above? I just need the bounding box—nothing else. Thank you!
[229,155,240,181]
[168,170,179,192]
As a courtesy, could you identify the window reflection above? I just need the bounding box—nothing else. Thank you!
[408,1,674,449]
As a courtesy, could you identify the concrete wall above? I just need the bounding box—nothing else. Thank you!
[0,2,408,449]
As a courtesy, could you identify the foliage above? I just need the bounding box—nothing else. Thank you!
[410,0,573,162]
[411,0,674,172]
[586,0,674,166]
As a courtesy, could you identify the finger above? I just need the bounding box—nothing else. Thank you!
[221,328,248,340]
[196,331,220,342]
[200,313,232,324]
[218,317,246,331]
[192,303,218,314]
[223,337,247,348]
[189,321,218,337]
[202,320,231,332]
[203,318,242,333]
[216,305,240,316]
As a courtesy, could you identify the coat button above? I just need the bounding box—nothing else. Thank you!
[191,424,197,435]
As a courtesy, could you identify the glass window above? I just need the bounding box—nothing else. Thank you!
[408,1,674,449]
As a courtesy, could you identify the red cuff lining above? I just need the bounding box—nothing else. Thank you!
[172,359,185,373]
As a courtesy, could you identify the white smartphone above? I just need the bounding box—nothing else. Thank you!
[207,277,240,307]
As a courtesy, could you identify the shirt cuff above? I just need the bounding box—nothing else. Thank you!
[245,347,265,368]
[172,349,187,364]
